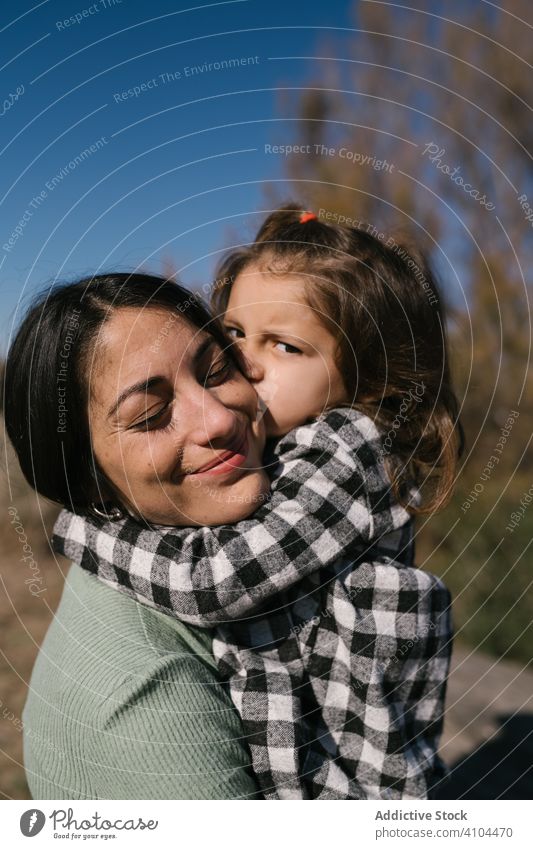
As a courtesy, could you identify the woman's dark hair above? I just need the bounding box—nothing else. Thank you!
[4,272,234,516]
[212,203,464,514]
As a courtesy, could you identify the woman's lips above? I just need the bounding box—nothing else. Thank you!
[189,432,249,478]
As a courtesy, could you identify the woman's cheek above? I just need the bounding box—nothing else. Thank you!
[151,441,181,481]
[128,435,171,482]
[233,372,259,407]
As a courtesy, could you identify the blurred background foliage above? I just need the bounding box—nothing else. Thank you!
[2,0,531,684]
[2,0,532,801]
[272,0,532,663]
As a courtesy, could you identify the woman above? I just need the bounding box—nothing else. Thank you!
[4,272,268,799]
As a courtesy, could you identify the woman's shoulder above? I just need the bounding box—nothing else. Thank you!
[24,565,259,799]
[58,564,216,672]
[25,565,219,721]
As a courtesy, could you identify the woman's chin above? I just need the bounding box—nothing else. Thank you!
[134,468,270,528]
[194,468,271,525]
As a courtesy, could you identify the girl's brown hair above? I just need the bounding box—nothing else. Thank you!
[211,203,463,515]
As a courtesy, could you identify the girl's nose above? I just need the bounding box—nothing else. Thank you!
[239,345,264,383]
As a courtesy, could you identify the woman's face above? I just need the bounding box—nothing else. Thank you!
[88,307,268,526]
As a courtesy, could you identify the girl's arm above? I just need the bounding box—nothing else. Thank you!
[53,408,409,626]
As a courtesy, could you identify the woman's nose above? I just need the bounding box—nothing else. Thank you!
[184,386,241,448]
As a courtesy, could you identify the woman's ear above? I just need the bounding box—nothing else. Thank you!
[87,464,125,518]
[88,463,113,502]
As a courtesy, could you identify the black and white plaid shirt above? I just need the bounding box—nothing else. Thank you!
[53,408,452,799]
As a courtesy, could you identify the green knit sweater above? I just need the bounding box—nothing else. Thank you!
[23,565,260,799]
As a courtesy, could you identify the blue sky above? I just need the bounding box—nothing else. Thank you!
[1,0,363,350]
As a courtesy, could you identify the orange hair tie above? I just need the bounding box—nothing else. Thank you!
[299,211,317,223]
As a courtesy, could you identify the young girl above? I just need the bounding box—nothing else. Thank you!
[54,204,462,800]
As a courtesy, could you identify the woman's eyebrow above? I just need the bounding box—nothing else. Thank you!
[195,336,217,356]
[107,336,216,419]
[108,376,166,419]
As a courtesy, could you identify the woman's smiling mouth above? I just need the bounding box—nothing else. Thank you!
[188,430,250,478]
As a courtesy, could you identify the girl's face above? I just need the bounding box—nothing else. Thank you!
[223,265,349,437]
[89,307,268,526]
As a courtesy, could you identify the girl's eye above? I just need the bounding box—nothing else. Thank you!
[225,326,244,339]
[275,341,302,354]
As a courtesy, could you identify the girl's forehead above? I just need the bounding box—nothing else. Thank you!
[225,280,331,340]
[228,266,310,307]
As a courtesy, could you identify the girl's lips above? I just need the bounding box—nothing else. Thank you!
[189,432,249,478]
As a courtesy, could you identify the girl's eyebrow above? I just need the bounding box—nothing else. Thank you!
[108,336,215,419]
[263,327,300,336]
[225,320,312,345]
[262,328,310,343]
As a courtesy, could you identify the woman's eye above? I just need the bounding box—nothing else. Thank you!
[132,404,170,431]
[205,356,234,384]
[225,326,244,339]
[275,341,302,354]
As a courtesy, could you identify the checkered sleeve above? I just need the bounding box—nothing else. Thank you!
[52,409,395,627]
